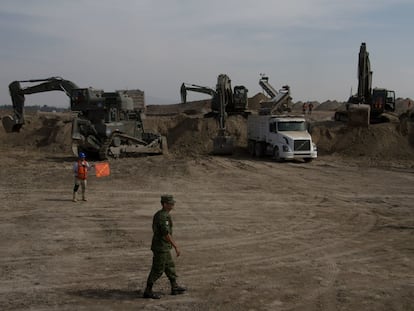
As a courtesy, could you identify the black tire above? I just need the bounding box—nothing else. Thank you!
[248,140,256,157]
[255,142,264,157]
[304,158,313,163]
[272,146,282,162]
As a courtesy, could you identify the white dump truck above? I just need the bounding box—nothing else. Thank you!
[247,114,317,162]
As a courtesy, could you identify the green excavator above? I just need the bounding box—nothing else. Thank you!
[2,77,167,159]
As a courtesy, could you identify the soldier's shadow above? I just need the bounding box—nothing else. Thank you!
[70,288,143,300]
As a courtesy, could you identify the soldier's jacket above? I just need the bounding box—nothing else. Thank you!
[151,209,173,252]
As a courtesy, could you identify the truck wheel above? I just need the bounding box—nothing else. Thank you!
[255,142,264,157]
[304,158,313,163]
[272,146,281,162]
[248,140,256,157]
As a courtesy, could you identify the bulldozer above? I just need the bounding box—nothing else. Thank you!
[2,77,167,159]
[180,74,249,155]
[335,42,396,126]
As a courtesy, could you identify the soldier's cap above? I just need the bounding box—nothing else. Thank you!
[161,194,175,204]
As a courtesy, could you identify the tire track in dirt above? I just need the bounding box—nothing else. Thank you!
[162,157,385,309]
[2,155,412,310]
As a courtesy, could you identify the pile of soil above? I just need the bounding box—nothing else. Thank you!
[310,121,414,160]
[0,111,73,154]
[1,99,413,163]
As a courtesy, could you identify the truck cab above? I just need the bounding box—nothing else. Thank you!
[247,114,317,162]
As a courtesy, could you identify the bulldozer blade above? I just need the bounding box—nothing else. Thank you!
[213,135,234,155]
[2,115,22,133]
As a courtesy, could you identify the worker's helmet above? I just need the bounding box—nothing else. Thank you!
[79,152,86,158]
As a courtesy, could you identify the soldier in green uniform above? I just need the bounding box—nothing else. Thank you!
[143,194,187,299]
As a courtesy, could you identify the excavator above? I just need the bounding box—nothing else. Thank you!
[2,77,166,159]
[180,74,248,115]
[258,74,292,114]
[334,42,396,125]
[180,74,248,154]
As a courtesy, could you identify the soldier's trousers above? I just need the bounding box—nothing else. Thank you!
[146,250,177,285]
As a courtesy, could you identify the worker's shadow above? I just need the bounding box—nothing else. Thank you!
[69,288,142,300]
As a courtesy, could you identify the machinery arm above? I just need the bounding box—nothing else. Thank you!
[180,74,239,155]
[259,75,279,99]
[357,42,372,103]
[258,75,292,114]
[4,77,79,132]
[349,42,372,105]
[180,83,216,104]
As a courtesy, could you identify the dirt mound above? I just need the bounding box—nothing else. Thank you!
[146,99,210,116]
[311,120,414,161]
[144,114,247,157]
[0,111,73,154]
[147,112,414,162]
[1,104,414,163]
[316,100,343,111]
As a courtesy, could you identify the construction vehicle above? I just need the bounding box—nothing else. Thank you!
[334,42,396,125]
[248,75,316,162]
[180,74,249,115]
[258,74,292,114]
[2,77,166,159]
[180,74,249,154]
[247,113,317,162]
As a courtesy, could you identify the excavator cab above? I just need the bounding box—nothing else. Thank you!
[371,88,395,115]
[233,86,249,112]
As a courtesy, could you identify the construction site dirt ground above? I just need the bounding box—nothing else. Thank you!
[0,110,413,311]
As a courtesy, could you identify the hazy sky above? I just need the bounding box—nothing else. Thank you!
[1,0,413,107]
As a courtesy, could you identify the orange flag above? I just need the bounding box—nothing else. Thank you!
[94,162,110,178]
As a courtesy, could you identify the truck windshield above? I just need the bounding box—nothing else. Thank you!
[278,121,306,131]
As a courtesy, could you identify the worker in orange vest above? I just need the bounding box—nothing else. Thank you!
[72,152,92,202]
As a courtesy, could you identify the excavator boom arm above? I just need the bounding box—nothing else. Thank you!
[356,43,372,103]
[3,77,79,132]
[180,83,216,104]
[258,75,292,114]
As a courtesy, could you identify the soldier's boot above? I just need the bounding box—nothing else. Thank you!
[171,280,186,295]
[82,192,87,201]
[143,283,161,299]
[72,192,77,202]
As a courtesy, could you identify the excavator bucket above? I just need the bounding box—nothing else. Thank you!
[213,130,234,155]
[347,104,370,127]
[2,115,22,133]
